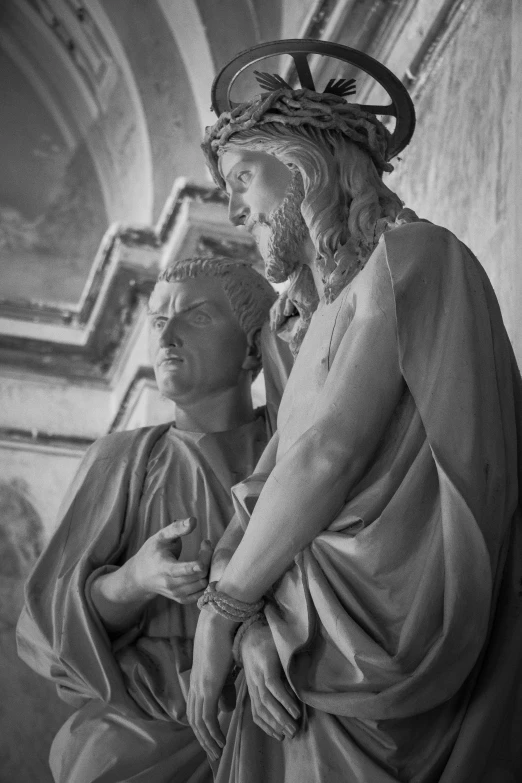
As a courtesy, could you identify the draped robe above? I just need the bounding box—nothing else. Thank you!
[217,222,522,783]
[17,417,268,783]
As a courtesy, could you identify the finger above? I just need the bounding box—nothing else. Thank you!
[250,691,285,741]
[166,570,207,585]
[195,539,213,572]
[167,558,208,576]
[258,688,298,737]
[193,712,220,762]
[179,590,206,605]
[157,517,197,541]
[265,677,301,721]
[251,709,284,742]
[166,576,207,593]
[188,694,220,762]
[196,704,225,760]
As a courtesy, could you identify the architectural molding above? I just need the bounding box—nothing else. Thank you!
[297,0,474,114]
[158,0,216,131]
[0,179,258,382]
[0,425,93,454]
[108,366,156,433]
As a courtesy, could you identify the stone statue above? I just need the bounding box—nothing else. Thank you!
[17,257,279,783]
[187,43,522,783]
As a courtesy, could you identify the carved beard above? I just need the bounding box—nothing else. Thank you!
[248,172,309,284]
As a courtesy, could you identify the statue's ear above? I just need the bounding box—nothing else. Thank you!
[242,328,262,373]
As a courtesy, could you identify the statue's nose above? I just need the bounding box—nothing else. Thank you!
[228,193,248,227]
[159,318,182,348]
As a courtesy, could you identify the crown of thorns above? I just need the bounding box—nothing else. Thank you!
[204,39,415,179]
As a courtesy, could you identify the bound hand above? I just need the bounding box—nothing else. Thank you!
[187,605,238,762]
[124,517,212,604]
[242,621,300,741]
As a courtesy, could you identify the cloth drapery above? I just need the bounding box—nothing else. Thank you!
[217,223,522,783]
[17,418,267,783]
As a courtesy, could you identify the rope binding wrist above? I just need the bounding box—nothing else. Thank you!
[197,581,265,622]
[232,612,268,666]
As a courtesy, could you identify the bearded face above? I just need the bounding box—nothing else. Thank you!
[248,171,309,284]
[219,148,310,285]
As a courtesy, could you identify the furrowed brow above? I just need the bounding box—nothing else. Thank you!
[179,300,214,314]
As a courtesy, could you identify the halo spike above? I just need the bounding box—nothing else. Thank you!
[291,53,316,91]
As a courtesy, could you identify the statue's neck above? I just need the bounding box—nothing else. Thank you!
[174,377,255,433]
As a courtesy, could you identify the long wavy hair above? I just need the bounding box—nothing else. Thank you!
[217,123,416,302]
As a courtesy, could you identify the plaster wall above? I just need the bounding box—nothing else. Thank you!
[0,375,112,439]
[386,0,522,365]
[0,443,84,540]
[0,448,81,782]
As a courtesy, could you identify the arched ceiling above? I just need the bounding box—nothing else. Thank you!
[0,0,307,310]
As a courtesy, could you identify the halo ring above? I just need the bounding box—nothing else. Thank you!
[211,38,416,160]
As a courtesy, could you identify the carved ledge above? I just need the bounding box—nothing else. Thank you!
[0,179,259,381]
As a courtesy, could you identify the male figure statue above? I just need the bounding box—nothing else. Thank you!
[17,257,278,783]
[187,51,522,782]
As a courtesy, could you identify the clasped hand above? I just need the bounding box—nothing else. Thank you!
[125,516,212,604]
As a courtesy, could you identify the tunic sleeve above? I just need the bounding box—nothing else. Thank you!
[16,426,169,718]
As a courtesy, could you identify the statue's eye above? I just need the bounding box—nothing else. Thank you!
[237,170,251,185]
[190,311,211,325]
[151,316,167,330]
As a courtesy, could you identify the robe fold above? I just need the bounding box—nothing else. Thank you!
[17,416,268,783]
[217,223,522,783]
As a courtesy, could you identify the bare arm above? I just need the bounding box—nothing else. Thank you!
[209,431,280,582]
[218,249,404,602]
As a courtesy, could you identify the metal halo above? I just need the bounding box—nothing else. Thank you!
[211,38,416,160]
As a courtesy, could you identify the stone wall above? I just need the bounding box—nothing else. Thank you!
[0,479,73,783]
[386,0,522,365]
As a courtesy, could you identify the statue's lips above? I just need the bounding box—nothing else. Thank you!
[159,355,183,366]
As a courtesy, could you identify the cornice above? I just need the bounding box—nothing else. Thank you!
[0,425,93,455]
[299,0,474,107]
[0,179,254,382]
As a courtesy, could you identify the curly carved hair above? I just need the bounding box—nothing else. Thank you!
[206,123,417,302]
[157,256,277,338]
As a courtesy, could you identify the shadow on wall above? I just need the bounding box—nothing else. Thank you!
[0,480,72,783]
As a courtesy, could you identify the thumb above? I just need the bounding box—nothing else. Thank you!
[158,517,197,541]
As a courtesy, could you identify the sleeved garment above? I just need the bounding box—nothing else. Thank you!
[17,416,267,783]
[216,223,522,783]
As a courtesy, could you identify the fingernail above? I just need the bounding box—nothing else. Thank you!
[193,564,203,572]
